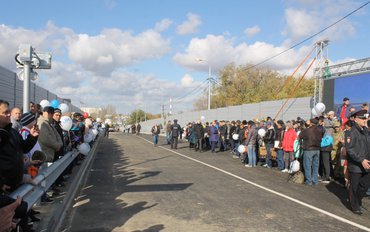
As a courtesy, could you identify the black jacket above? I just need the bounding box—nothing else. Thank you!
[345,123,370,173]
[193,123,204,139]
[170,123,181,137]
[238,126,246,143]
[219,125,227,137]
[263,127,275,145]
[229,125,236,140]
[0,123,38,192]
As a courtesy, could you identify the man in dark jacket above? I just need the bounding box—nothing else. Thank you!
[170,119,181,149]
[0,100,39,193]
[299,118,322,186]
[193,120,204,152]
[229,121,237,154]
[345,110,370,215]
[263,122,275,168]
[219,120,228,152]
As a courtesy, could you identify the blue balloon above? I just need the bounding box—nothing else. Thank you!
[50,99,60,109]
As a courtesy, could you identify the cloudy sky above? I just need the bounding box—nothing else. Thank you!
[0,0,369,114]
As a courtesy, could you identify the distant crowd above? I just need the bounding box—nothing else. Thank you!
[151,97,370,216]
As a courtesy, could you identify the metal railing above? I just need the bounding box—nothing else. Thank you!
[9,149,80,211]
[9,132,102,209]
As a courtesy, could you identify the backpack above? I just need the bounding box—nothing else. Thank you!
[321,135,333,147]
[288,171,304,184]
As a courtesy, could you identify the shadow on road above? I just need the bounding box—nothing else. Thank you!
[326,182,352,210]
[69,137,191,232]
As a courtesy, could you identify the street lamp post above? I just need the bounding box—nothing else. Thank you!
[22,61,32,112]
[16,44,52,113]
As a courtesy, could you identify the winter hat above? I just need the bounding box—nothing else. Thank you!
[20,112,35,126]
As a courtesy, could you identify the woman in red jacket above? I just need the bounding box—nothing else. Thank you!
[282,121,297,172]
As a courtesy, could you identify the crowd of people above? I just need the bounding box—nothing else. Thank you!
[155,97,370,215]
[0,99,103,232]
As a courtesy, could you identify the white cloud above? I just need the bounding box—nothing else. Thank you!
[176,13,202,35]
[283,1,357,43]
[67,28,171,75]
[173,34,312,75]
[36,64,202,113]
[0,22,178,113]
[244,26,261,37]
[0,22,171,77]
[181,74,194,87]
[173,35,236,72]
[155,19,173,32]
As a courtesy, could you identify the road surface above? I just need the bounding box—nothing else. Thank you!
[65,133,370,232]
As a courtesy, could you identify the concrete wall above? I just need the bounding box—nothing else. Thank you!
[139,96,314,133]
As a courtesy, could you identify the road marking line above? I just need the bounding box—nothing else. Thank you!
[137,136,370,231]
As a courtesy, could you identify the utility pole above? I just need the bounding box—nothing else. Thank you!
[196,58,212,111]
[161,104,166,126]
[144,103,147,121]
[169,98,172,115]
[208,64,211,111]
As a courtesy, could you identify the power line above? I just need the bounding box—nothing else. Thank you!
[172,79,208,103]
[173,84,209,104]
[245,1,370,71]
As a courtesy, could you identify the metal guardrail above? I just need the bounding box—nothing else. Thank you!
[9,133,102,212]
[9,149,80,211]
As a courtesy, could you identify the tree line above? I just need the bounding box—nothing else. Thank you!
[194,63,315,110]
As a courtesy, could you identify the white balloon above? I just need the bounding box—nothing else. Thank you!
[232,134,239,140]
[315,102,326,113]
[91,128,99,136]
[40,99,50,108]
[96,118,102,123]
[84,132,93,143]
[237,145,246,153]
[59,103,69,114]
[258,128,266,137]
[311,107,321,117]
[200,116,205,122]
[78,143,90,155]
[60,116,73,131]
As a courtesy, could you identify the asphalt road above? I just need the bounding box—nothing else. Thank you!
[66,133,370,232]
